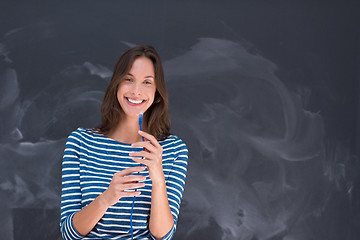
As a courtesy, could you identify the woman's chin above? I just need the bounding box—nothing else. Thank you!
[123,109,144,119]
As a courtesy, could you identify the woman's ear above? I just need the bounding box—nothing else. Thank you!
[154,97,161,103]
[154,91,161,103]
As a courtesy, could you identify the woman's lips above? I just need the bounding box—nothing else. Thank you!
[126,97,145,105]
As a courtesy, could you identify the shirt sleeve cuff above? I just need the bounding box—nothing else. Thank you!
[149,224,176,240]
[61,212,84,240]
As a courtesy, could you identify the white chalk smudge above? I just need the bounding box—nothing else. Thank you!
[0,69,19,109]
[83,62,112,79]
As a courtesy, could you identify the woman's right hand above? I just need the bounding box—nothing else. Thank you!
[101,166,146,206]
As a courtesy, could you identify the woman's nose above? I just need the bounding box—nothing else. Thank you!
[131,82,142,95]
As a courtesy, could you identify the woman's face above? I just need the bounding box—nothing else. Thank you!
[117,56,156,119]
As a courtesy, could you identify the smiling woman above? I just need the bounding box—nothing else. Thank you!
[116,57,156,122]
[98,46,171,141]
[59,46,188,240]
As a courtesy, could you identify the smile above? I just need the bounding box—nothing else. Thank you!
[126,97,145,104]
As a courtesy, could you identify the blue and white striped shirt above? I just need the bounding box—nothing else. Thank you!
[60,128,188,240]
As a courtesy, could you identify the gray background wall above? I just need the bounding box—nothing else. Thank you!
[0,0,359,239]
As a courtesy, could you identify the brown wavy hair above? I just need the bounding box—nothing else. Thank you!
[95,45,170,140]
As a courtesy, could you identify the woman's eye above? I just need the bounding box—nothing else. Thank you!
[124,78,133,82]
[144,80,152,85]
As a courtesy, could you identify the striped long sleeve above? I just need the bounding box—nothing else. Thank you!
[150,136,188,240]
[60,128,188,240]
[60,131,84,240]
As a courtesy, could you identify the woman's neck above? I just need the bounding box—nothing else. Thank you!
[108,116,141,144]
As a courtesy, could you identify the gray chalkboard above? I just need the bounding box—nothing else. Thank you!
[0,0,359,239]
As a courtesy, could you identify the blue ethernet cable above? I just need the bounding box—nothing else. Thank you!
[130,111,144,240]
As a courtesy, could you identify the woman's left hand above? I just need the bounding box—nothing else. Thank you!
[130,130,164,184]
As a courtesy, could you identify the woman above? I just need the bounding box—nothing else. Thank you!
[60,46,188,240]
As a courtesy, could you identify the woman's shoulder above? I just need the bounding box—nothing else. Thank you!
[161,134,188,151]
[69,127,90,136]
[67,127,102,141]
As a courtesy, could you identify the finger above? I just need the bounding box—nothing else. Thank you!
[131,141,157,153]
[122,191,142,198]
[132,157,152,166]
[122,174,146,183]
[138,131,161,148]
[121,182,146,191]
[130,151,153,160]
[117,166,146,177]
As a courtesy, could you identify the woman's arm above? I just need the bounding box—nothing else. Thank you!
[72,166,146,236]
[148,171,175,239]
[131,131,188,239]
[71,194,110,236]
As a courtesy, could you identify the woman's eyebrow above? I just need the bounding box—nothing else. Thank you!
[127,73,154,79]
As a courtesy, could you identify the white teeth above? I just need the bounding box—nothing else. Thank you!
[127,98,143,104]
